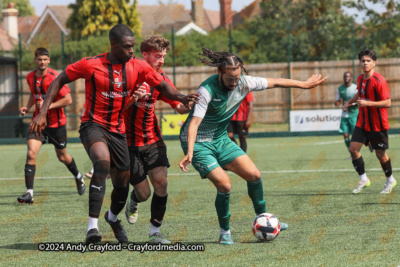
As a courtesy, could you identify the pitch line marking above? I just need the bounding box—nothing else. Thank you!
[2,168,400,180]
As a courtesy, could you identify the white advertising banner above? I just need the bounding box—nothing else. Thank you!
[290,109,342,132]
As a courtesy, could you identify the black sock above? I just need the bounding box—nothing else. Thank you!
[150,193,168,227]
[240,138,247,153]
[380,159,392,178]
[130,189,142,203]
[352,156,366,176]
[66,158,80,177]
[110,185,129,216]
[24,164,36,190]
[89,160,109,218]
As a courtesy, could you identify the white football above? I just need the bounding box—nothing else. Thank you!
[252,213,281,241]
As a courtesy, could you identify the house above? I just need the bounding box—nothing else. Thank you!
[18,16,40,42]
[24,1,218,44]
[15,0,261,50]
[220,0,262,28]
[232,0,261,26]
[26,5,72,48]
[0,2,39,55]
[0,3,19,56]
[138,0,220,36]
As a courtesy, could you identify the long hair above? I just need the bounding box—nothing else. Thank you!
[198,47,248,74]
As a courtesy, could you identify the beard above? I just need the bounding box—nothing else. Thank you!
[220,74,235,91]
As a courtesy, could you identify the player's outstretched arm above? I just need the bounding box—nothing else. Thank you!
[179,116,202,172]
[156,80,200,109]
[29,71,72,136]
[267,74,327,89]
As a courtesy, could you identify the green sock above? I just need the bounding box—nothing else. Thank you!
[345,138,350,149]
[247,179,266,215]
[215,191,231,231]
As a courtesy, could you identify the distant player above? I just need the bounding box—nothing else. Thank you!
[124,35,191,244]
[343,49,396,194]
[179,47,327,244]
[18,47,84,204]
[29,25,198,244]
[335,71,358,158]
[227,91,253,152]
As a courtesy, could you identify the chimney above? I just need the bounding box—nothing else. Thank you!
[191,0,204,28]
[219,0,232,29]
[2,2,19,40]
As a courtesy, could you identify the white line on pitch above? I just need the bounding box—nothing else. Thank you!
[2,168,400,181]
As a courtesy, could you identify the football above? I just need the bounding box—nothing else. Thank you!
[252,213,281,241]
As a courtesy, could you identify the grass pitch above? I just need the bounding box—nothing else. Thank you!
[1,135,400,266]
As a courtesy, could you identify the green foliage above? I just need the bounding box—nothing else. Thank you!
[244,0,356,62]
[344,0,400,58]
[66,0,142,40]
[163,30,231,67]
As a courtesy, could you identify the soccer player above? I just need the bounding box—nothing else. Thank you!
[343,49,396,194]
[227,91,254,152]
[18,47,84,204]
[29,25,198,244]
[179,47,327,244]
[124,35,191,244]
[335,71,358,158]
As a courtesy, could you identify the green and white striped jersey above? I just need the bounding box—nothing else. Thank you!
[336,83,358,118]
[180,74,268,143]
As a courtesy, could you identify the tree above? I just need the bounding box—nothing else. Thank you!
[1,0,34,19]
[66,0,142,40]
[344,0,400,58]
[161,29,233,67]
[244,0,355,63]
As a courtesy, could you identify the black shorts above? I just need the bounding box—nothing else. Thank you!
[227,121,248,137]
[27,125,67,149]
[129,140,170,186]
[351,126,389,150]
[79,122,130,171]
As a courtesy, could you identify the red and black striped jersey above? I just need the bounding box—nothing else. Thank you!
[65,53,163,134]
[356,72,391,131]
[125,70,180,147]
[26,68,70,128]
[231,92,254,121]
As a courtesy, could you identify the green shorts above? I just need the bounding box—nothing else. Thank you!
[339,116,357,134]
[181,138,245,178]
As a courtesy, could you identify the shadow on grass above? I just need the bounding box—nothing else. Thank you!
[0,243,38,250]
[240,240,275,244]
[361,203,400,205]
[0,195,20,198]
[264,192,368,196]
[37,191,79,195]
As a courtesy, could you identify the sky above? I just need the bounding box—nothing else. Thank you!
[29,0,386,24]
